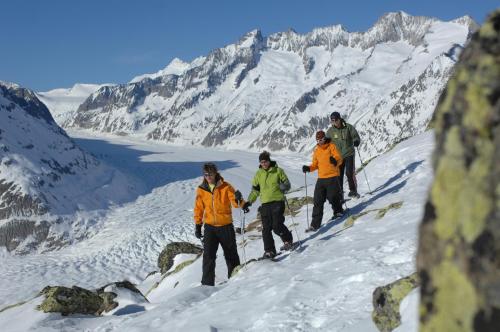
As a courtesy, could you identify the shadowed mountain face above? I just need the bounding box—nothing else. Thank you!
[0,82,141,253]
[417,10,500,331]
[63,12,477,158]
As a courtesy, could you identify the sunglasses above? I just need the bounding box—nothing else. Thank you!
[316,137,325,142]
[331,118,339,122]
[204,173,215,177]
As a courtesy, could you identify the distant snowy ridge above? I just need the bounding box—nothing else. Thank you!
[63,12,477,159]
[130,58,191,83]
[0,81,141,253]
[37,83,112,127]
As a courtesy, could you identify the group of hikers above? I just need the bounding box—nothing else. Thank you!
[193,112,361,286]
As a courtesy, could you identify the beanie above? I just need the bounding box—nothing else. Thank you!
[259,150,271,162]
[330,112,341,121]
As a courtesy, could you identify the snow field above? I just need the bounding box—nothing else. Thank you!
[0,129,433,331]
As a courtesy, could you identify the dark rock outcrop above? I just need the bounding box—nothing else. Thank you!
[417,10,500,331]
[157,241,203,274]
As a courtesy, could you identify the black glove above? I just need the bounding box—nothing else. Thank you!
[329,156,337,166]
[353,140,360,147]
[195,224,202,239]
[279,182,288,193]
[242,202,251,213]
[302,165,310,173]
[234,190,243,204]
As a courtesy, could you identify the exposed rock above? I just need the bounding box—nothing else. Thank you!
[36,280,147,316]
[417,10,500,331]
[372,272,420,332]
[284,196,314,217]
[157,241,203,274]
[0,220,50,253]
[343,201,404,228]
[37,286,105,316]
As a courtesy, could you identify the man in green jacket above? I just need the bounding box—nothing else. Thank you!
[326,112,361,198]
[242,151,293,258]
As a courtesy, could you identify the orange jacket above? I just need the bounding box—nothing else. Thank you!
[194,177,243,227]
[309,141,343,178]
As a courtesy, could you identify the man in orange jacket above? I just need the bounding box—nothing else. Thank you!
[194,162,243,286]
[302,130,344,232]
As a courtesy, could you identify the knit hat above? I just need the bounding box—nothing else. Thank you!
[330,112,341,121]
[316,130,326,140]
[259,150,271,162]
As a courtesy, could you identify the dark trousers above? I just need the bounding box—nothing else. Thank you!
[339,154,357,194]
[260,201,293,253]
[201,223,240,286]
[311,177,343,229]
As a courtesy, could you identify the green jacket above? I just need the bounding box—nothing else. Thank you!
[247,161,290,204]
[326,120,360,158]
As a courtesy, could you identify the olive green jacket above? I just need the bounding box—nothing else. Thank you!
[247,161,290,204]
[326,120,360,158]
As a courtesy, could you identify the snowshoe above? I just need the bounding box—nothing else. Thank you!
[262,251,277,259]
[305,225,320,233]
[348,191,360,199]
[280,241,298,251]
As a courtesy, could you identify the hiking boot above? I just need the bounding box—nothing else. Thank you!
[280,242,294,251]
[262,251,277,259]
[305,225,319,233]
[348,191,360,198]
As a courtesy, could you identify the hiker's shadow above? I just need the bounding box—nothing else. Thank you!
[300,159,425,244]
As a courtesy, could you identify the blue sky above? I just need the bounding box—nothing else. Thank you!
[1,0,498,91]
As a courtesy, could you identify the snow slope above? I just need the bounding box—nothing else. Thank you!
[0,129,433,331]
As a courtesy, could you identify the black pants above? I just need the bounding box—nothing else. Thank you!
[339,154,357,194]
[260,201,293,253]
[201,223,240,286]
[311,177,343,229]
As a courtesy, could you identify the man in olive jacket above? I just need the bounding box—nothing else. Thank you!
[326,111,361,198]
[242,151,293,258]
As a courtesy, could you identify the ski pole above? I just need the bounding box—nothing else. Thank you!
[239,209,247,268]
[304,173,310,229]
[356,147,372,193]
[284,196,302,247]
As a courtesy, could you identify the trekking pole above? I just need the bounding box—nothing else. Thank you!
[304,173,310,229]
[336,176,349,214]
[239,209,247,268]
[356,147,372,193]
[284,196,302,247]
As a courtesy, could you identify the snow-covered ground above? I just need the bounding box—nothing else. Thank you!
[0,129,433,331]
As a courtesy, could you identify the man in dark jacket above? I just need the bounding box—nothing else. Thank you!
[326,112,361,198]
[242,151,294,258]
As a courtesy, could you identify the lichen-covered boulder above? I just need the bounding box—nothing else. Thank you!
[157,241,203,274]
[36,280,147,316]
[37,286,105,316]
[372,273,419,332]
[417,10,500,331]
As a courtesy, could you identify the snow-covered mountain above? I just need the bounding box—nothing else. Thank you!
[64,12,477,158]
[0,81,140,253]
[37,83,112,127]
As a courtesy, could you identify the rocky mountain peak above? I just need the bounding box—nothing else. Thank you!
[1,81,55,125]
